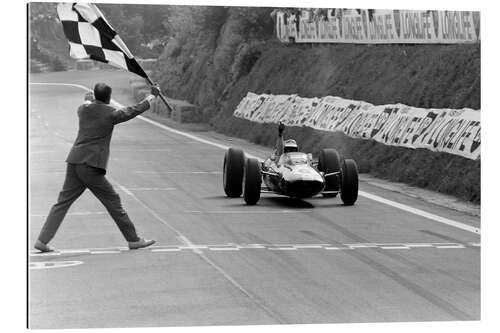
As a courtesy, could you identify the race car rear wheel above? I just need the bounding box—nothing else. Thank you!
[318,148,341,197]
[340,159,359,206]
[243,158,262,205]
[223,148,245,197]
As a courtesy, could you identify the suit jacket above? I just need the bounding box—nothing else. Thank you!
[66,98,151,171]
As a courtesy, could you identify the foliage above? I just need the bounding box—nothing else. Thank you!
[231,42,264,81]
[50,56,67,72]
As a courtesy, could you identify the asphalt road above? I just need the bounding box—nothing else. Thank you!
[29,70,480,329]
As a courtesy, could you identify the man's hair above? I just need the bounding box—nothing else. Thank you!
[94,83,112,103]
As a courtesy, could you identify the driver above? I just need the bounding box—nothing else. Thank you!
[274,121,299,157]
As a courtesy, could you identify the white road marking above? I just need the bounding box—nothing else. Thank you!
[134,171,221,174]
[184,210,313,214]
[121,187,177,191]
[293,245,325,249]
[347,244,378,249]
[209,247,240,251]
[359,191,480,235]
[379,246,410,250]
[90,250,122,254]
[238,244,267,249]
[114,148,172,152]
[137,115,231,151]
[323,247,350,250]
[31,211,106,217]
[117,184,133,196]
[29,261,83,270]
[433,244,466,249]
[61,249,91,254]
[404,243,434,248]
[30,82,480,236]
[176,235,203,255]
[29,242,480,257]
[151,248,181,252]
[30,252,62,257]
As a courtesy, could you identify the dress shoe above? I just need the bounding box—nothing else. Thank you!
[34,240,55,253]
[128,238,156,250]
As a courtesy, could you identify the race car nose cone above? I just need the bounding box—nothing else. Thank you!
[283,179,325,198]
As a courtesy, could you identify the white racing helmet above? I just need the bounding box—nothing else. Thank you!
[284,139,298,153]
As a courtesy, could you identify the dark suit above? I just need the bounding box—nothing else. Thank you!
[38,98,152,244]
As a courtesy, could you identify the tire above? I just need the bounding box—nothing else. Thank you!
[243,158,262,205]
[318,148,341,197]
[340,159,359,206]
[223,148,245,197]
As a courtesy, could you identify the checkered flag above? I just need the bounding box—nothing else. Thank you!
[56,2,148,78]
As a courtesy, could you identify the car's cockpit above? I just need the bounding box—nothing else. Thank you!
[278,152,310,166]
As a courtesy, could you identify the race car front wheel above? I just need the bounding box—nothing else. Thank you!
[340,159,359,206]
[243,158,262,205]
[223,148,245,197]
[318,148,341,197]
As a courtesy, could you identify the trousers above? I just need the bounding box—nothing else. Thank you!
[37,163,140,244]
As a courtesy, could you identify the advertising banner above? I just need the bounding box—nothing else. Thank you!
[274,9,480,44]
[233,92,480,159]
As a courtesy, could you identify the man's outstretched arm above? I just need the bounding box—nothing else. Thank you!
[112,84,160,124]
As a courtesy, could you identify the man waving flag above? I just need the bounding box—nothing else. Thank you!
[57,3,148,78]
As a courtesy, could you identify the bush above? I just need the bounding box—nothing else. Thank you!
[50,56,67,72]
[30,59,42,73]
[231,42,263,81]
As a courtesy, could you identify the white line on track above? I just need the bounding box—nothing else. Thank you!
[31,211,107,217]
[379,246,410,250]
[134,171,221,174]
[359,191,479,234]
[184,210,313,214]
[122,187,177,191]
[347,244,378,249]
[113,148,172,152]
[209,247,240,251]
[151,248,181,252]
[404,243,434,248]
[90,250,122,254]
[324,247,349,250]
[29,242,479,257]
[30,261,83,270]
[29,82,481,236]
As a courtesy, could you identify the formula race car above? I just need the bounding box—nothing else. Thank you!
[222,147,359,205]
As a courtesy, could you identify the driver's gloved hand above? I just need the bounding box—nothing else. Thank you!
[278,121,285,137]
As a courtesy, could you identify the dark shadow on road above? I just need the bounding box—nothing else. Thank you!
[262,197,315,208]
[203,195,235,200]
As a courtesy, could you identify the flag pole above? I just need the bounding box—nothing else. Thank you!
[144,76,174,116]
